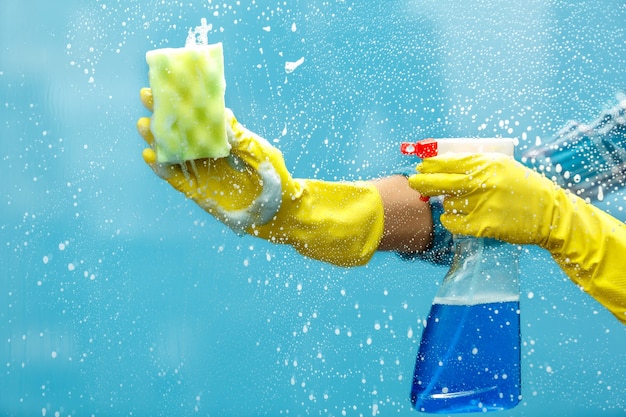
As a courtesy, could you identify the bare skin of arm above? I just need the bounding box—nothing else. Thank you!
[370,175,434,253]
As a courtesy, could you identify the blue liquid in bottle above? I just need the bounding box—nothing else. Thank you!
[410,236,521,414]
[411,299,521,413]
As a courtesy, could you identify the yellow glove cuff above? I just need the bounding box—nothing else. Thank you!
[250,179,385,267]
[545,190,626,324]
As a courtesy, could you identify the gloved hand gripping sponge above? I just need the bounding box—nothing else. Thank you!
[146,43,230,163]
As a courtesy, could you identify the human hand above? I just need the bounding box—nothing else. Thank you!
[137,87,295,234]
[408,153,561,247]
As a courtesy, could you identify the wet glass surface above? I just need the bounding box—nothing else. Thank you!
[1,1,625,416]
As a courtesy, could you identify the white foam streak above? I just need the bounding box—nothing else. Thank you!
[186,18,213,47]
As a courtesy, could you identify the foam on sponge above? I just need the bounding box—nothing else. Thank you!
[146,43,230,163]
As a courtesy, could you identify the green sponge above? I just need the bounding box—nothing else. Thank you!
[146,43,230,163]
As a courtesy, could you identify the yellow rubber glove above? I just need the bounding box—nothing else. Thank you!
[408,153,626,324]
[137,88,384,267]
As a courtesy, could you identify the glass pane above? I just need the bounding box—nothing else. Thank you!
[1,1,625,416]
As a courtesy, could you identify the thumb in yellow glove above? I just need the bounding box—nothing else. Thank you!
[137,88,384,267]
[408,153,626,324]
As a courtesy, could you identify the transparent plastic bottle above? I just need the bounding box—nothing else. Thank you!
[401,138,522,413]
[411,236,521,413]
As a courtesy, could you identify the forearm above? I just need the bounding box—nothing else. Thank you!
[370,175,433,253]
[547,193,626,324]
[275,175,438,267]
[251,174,435,267]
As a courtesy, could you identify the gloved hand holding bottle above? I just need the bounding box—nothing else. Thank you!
[408,153,626,324]
[137,87,385,267]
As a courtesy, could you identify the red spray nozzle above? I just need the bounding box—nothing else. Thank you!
[401,139,437,201]
[400,139,438,158]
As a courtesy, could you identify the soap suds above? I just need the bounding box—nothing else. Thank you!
[186,17,213,47]
[199,159,283,234]
[285,57,305,74]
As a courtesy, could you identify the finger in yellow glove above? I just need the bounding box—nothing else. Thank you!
[137,88,384,267]
[409,153,626,324]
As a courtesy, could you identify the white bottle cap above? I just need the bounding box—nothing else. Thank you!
[402,138,516,158]
[420,138,515,157]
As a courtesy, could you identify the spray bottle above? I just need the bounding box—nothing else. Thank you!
[401,138,521,413]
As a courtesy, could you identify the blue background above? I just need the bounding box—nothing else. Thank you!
[1,1,625,416]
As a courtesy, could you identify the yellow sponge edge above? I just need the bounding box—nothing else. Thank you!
[146,43,230,163]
